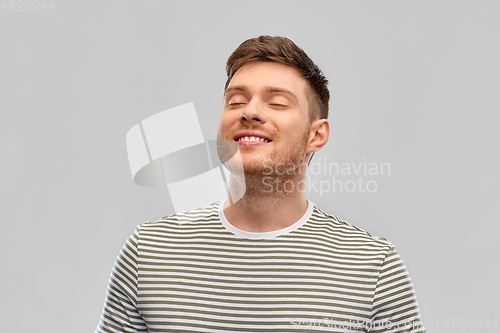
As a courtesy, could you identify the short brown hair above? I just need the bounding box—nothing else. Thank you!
[225,35,330,120]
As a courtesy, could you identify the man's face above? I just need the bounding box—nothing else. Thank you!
[217,61,315,176]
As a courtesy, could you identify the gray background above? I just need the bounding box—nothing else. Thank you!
[1,1,499,332]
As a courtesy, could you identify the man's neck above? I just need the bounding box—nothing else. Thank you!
[223,173,309,233]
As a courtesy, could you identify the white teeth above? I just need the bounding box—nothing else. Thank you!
[237,136,270,143]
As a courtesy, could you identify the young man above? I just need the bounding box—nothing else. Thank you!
[97,36,425,333]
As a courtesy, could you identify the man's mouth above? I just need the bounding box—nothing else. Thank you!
[235,136,271,143]
[233,131,272,145]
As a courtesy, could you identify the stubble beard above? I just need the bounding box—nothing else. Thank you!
[237,126,310,199]
[217,125,311,208]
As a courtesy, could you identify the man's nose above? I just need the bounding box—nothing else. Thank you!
[240,100,266,123]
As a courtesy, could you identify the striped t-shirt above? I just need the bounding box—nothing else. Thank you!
[96,200,425,333]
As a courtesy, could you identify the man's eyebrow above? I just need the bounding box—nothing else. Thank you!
[224,85,247,96]
[225,85,299,104]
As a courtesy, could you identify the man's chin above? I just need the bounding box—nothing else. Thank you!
[241,165,269,176]
[239,157,273,173]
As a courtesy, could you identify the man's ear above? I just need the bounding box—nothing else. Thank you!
[306,119,330,154]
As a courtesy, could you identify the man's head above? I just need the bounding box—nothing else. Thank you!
[225,35,330,121]
[217,36,330,189]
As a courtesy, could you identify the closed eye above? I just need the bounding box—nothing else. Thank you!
[269,103,287,109]
[228,103,246,109]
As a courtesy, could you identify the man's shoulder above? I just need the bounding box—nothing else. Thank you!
[138,201,222,232]
[308,204,394,251]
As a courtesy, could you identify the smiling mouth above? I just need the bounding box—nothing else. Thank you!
[235,136,271,143]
